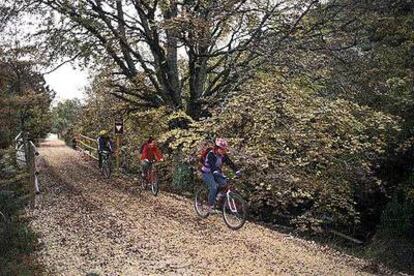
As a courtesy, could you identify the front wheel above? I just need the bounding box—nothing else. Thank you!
[194,186,210,218]
[222,192,247,230]
[102,161,112,179]
[145,168,158,196]
[150,178,159,196]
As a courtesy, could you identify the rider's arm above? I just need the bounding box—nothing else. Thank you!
[154,146,163,161]
[223,154,238,172]
[141,145,148,161]
[108,140,114,152]
[97,137,103,151]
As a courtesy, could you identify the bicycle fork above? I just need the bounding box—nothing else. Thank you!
[226,191,238,213]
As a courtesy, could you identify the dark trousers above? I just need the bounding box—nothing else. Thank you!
[98,152,103,168]
[202,173,227,206]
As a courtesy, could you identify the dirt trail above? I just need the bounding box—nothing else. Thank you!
[30,138,379,275]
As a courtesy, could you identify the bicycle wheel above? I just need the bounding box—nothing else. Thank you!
[102,160,111,179]
[194,186,210,218]
[222,192,247,230]
[150,170,159,196]
[151,181,159,196]
[141,177,147,191]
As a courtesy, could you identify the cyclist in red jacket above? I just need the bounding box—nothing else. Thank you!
[140,137,163,178]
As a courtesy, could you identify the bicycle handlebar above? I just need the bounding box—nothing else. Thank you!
[144,158,165,163]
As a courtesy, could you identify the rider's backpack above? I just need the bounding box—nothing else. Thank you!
[199,146,212,166]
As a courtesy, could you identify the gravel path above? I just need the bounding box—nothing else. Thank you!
[30,138,381,275]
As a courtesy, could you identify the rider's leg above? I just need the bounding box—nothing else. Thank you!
[98,152,103,168]
[214,174,227,201]
[202,173,218,211]
[214,174,228,187]
[141,160,150,178]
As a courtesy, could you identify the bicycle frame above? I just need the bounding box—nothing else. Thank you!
[226,190,239,213]
[218,179,239,213]
[101,151,112,161]
[141,160,160,196]
[144,161,157,183]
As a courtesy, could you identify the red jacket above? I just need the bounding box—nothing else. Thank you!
[141,143,163,161]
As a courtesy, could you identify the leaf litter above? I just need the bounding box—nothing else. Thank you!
[28,139,392,275]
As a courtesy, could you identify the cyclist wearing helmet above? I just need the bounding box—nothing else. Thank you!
[140,137,164,178]
[97,130,113,168]
[201,138,241,213]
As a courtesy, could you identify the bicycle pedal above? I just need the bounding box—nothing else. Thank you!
[210,209,221,214]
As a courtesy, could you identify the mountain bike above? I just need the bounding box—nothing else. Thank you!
[194,176,248,230]
[100,151,112,178]
[141,160,159,196]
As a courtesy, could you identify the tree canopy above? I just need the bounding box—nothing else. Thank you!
[18,0,325,118]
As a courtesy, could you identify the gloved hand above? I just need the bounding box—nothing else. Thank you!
[160,158,164,162]
[213,171,226,181]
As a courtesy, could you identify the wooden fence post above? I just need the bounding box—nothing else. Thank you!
[14,132,40,207]
[27,141,40,206]
[115,135,121,175]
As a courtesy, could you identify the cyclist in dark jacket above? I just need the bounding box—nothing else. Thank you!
[97,130,113,168]
[201,138,241,213]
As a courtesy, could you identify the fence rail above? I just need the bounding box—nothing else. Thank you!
[78,140,96,151]
[79,134,97,143]
[76,133,122,175]
[77,134,98,160]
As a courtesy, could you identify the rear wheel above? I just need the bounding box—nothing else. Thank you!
[222,192,247,230]
[141,178,147,191]
[194,186,210,218]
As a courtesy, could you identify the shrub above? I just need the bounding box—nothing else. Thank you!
[156,75,400,233]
